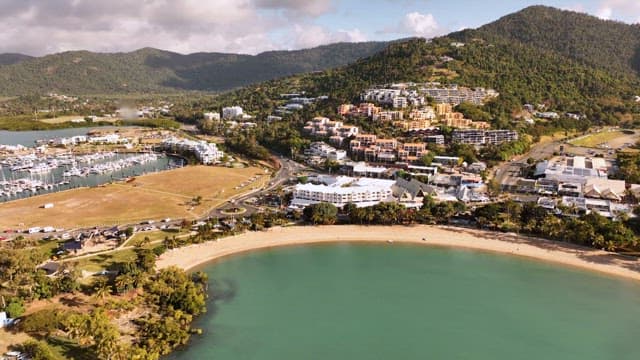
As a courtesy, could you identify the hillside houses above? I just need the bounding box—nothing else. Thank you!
[361,83,498,107]
[303,117,359,145]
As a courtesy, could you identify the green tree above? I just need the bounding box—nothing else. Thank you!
[19,339,64,360]
[5,298,25,317]
[303,202,339,225]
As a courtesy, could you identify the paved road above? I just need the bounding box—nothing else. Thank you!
[211,156,310,217]
[494,139,560,186]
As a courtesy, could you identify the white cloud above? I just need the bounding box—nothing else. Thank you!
[403,12,442,38]
[0,0,349,56]
[595,0,640,21]
[290,25,368,49]
[253,0,334,17]
[561,3,585,12]
[596,6,613,19]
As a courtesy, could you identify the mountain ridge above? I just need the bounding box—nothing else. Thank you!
[0,41,391,95]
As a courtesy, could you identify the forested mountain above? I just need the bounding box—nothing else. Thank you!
[219,6,640,127]
[471,5,640,77]
[0,42,389,95]
[0,53,32,66]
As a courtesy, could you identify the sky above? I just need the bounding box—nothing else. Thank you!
[0,0,639,56]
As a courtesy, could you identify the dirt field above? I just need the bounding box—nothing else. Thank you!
[0,165,270,229]
[0,328,33,354]
[569,130,637,148]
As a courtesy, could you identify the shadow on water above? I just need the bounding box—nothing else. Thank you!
[209,278,237,305]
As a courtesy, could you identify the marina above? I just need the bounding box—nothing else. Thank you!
[0,128,184,202]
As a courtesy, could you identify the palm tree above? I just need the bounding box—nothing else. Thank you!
[114,274,135,294]
[92,278,111,303]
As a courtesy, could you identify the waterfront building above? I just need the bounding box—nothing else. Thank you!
[290,176,396,208]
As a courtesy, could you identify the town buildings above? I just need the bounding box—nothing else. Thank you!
[303,117,359,145]
[452,130,519,146]
[162,137,224,164]
[304,142,347,163]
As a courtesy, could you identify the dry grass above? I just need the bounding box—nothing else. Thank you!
[569,130,626,148]
[40,115,119,124]
[0,165,270,229]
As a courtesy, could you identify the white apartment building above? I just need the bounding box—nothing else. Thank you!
[162,137,224,164]
[393,96,408,108]
[222,106,244,119]
[305,142,347,162]
[88,134,127,144]
[290,176,395,208]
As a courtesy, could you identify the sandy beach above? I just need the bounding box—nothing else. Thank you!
[156,225,640,281]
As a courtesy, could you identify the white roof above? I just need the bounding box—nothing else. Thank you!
[295,176,395,194]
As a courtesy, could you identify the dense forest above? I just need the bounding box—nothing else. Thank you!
[0,42,390,95]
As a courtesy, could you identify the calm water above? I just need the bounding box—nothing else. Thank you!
[0,127,183,201]
[0,127,113,147]
[167,243,640,360]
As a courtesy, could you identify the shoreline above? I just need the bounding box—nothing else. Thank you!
[157,225,640,282]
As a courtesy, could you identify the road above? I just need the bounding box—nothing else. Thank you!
[210,156,309,217]
[494,138,560,187]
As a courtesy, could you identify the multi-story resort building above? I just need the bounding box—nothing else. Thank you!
[419,84,499,105]
[409,107,436,121]
[362,83,498,107]
[452,130,519,146]
[304,142,348,162]
[394,119,432,131]
[162,137,224,164]
[373,110,404,122]
[290,175,396,209]
[304,117,360,145]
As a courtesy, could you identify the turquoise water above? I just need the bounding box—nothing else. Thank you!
[167,243,640,360]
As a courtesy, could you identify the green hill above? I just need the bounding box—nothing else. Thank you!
[0,42,389,95]
[471,5,640,77]
[227,6,640,126]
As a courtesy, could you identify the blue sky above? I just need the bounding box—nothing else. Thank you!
[0,0,638,56]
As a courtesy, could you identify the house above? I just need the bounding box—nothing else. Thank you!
[393,178,437,208]
[63,239,85,252]
[583,178,626,201]
[39,262,61,276]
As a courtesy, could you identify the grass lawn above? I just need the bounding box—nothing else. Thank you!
[0,165,270,229]
[73,247,141,273]
[123,229,190,247]
[569,130,626,148]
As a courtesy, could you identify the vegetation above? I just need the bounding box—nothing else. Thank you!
[2,245,209,360]
[0,42,390,95]
[303,202,339,225]
[614,152,640,183]
[302,196,639,253]
[473,201,638,252]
